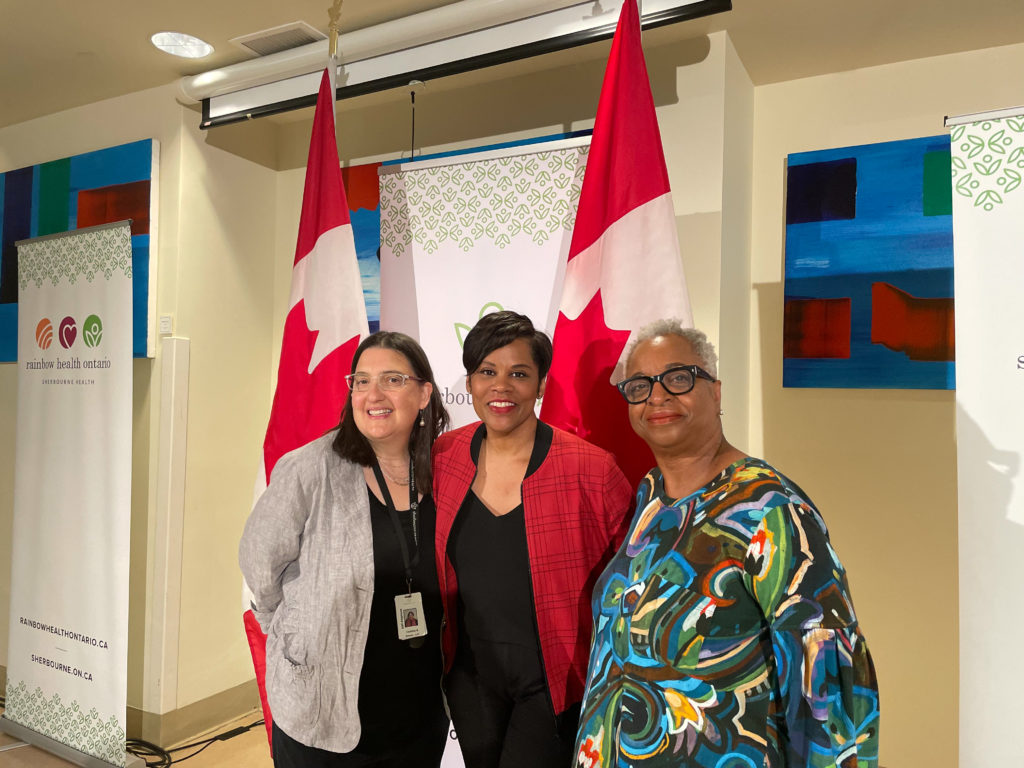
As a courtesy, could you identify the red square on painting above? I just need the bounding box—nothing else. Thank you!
[77,180,150,235]
[784,297,852,358]
[871,282,954,361]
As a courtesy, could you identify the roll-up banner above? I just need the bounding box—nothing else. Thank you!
[1,222,136,767]
[949,112,1024,765]
[379,136,590,428]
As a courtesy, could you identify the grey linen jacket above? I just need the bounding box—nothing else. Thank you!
[239,431,374,752]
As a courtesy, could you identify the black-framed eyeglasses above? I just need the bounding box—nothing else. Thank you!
[615,365,715,404]
[344,372,425,392]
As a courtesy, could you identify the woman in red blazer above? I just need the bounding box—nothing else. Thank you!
[433,311,633,768]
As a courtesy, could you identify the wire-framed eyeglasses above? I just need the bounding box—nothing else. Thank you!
[344,372,425,392]
[615,364,715,404]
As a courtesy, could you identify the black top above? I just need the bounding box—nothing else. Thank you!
[450,493,535,646]
[447,423,555,692]
[356,488,444,750]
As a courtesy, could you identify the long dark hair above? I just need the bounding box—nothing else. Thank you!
[333,331,449,490]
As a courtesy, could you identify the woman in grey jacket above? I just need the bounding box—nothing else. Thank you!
[240,331,450,767]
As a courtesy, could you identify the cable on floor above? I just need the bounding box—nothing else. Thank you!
[126,739,171,767]
[127,719,264,766]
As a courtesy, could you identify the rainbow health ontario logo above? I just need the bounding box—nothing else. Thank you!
[36,314,104,350]
[25,313,110,377]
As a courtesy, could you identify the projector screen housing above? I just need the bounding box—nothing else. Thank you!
[190,0,731,128]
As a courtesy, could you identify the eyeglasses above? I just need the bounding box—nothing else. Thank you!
[615,364,715,404]
[344,372,425,392]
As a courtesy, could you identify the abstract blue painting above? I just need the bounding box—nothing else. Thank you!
[783,135,954,389]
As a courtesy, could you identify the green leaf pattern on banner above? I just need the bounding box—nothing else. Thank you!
[5,680,126,767]
[18,225,132,290]
[952,119,1024,211]
[1005,168,1022,193]
[380,146,588,257]
[974,157,1002,175]
[976,189,1003,208]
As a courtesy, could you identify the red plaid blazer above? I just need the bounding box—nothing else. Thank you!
[432,421,634,715]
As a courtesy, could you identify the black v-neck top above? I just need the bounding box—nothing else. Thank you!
[450,492,534,646]
[447,422,554,688]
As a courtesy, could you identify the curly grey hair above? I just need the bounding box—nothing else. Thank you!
[625,319,718,379]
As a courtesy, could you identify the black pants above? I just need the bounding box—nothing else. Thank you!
[271,716,449,768]
[446,648,579,768]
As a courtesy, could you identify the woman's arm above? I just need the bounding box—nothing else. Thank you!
[743,501,880,767]
[239,453,311,633]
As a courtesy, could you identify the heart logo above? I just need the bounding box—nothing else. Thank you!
[59,316,77,348]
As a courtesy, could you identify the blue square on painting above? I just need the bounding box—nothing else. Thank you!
[786,159,857,225]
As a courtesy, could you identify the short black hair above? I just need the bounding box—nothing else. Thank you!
[333,331,449,490]
[462,311,553,379]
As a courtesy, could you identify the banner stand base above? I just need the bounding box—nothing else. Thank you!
[0,716,143,768]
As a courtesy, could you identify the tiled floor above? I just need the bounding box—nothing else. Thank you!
[0,712,273,767]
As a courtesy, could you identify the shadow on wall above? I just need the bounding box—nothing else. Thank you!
[204,35,713,171]
[954,402,1024,762]
[955,403,1020,527]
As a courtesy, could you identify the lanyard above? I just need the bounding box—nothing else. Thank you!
[371,456,419,593]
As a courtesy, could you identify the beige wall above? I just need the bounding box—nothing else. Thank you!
[750,39,1024,768]
[171,116,278,707]
[719,34,754,446]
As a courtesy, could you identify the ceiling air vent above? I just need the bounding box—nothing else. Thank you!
[230,21,326,57]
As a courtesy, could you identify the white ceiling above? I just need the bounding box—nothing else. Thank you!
[2,0,1023,131]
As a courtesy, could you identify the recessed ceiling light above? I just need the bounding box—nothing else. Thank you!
[151,32,214,59]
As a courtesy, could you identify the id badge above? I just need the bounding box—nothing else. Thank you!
[395,592,428,640]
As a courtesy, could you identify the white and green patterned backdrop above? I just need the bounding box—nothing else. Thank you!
[951,114,1024,766]
[7,222,133,767]
[950,117,1024,211]
[380,137,590,432]
[18,224,133,291]
[380,145,587,258]
[4,681,126,766]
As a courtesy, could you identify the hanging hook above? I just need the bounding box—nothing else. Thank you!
[328,0,344,59]
[408,80,426,160]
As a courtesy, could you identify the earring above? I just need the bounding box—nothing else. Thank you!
[719,410,724,416]
[419,409,426,427]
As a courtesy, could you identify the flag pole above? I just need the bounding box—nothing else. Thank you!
[328,0,343,111]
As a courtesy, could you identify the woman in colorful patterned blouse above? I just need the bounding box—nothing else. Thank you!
[575,320,879,768]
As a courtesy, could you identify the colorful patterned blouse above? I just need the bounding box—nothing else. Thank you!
[575,458,879,767]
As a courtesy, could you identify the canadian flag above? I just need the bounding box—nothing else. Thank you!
[540,0,693,488]
[243,68,369,749]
